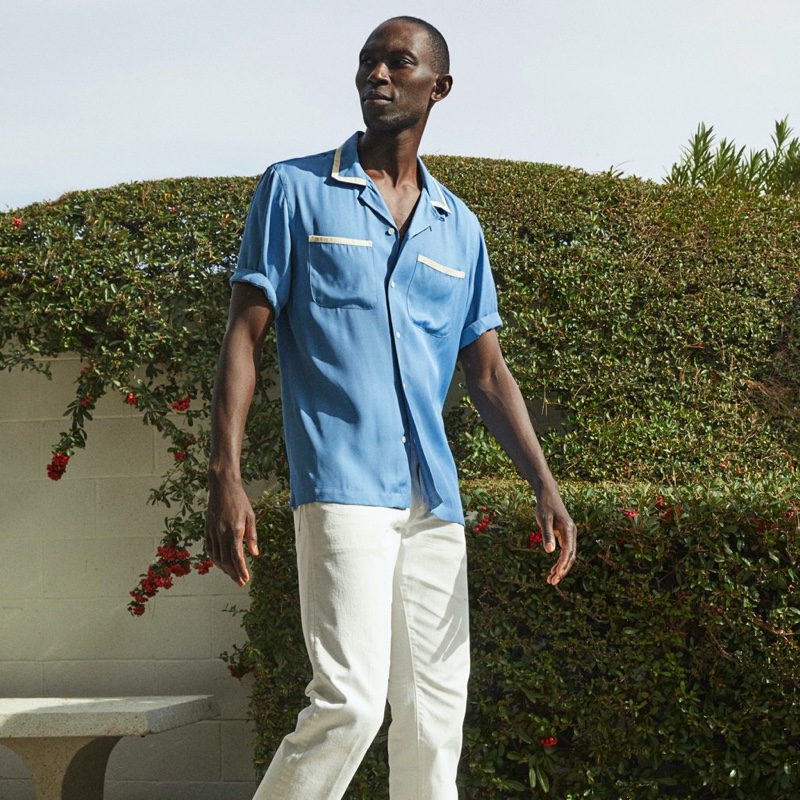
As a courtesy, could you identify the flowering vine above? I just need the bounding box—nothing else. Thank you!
[41,361,231,614]
[46,451,70,481]
[129,544,214,616]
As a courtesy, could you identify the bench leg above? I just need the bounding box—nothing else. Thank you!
[3,736,121,800]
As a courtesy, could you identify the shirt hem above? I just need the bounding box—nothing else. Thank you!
[290,489,465,526]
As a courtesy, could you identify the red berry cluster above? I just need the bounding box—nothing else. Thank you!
[128,546,215,615]
[528,529,543,548]
[195,558,214,575]
[170,395,191,412]
[227,664,250,679]
[755,516,778,533]
[46,452,70,481]
[539,736,558,747]
[125,391,137,406]
[472,506,495,534]
[655,495,681,521]
[11,217,22,228]
[128,545,192,615]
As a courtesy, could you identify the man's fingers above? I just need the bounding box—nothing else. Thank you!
[228,533,250,586]
[537,510,557,553]
[205,515,253,586]
[546,521,577,585]
[204,522,220,564]
[245,514,260,557]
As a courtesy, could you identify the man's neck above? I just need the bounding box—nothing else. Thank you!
[357,129,422,188]
[357,129,425,236]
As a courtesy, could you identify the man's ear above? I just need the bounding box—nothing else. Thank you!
[431,74,453,103]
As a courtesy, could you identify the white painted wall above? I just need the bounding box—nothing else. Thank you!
[0,354,258,799]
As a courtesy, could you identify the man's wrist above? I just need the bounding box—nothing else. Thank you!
[207,461,242,485]
[530,471,559,501]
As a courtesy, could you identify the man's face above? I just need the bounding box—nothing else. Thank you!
[355,19,442,134]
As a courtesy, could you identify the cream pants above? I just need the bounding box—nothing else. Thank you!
[252,498,470,800]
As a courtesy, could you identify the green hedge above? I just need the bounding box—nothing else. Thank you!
[431,158,800,484]
[3,156,800,796]
[1,178,286,584]
[238,480,799,799]
[3,160,799,489]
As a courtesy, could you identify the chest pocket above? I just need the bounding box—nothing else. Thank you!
[407,254,466,338]
[308,235,377,310]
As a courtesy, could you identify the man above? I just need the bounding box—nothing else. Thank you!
[205,16,576,800]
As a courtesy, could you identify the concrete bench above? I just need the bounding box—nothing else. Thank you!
[0,695,220,800]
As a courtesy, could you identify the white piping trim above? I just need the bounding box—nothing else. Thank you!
[309,235,372,247]
[417,254,465,279]
[331,144,367,186]
[429,180,452,213]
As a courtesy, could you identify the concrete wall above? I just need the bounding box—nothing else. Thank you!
[0,354,259,799]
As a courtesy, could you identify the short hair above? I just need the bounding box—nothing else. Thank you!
[387,16,450,73]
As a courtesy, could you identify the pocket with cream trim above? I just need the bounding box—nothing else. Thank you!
[308,234,377,310]
[407,254,466,338]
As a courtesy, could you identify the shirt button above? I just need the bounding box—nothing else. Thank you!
[387,227,395,235]
[390,280,396,288]
[395,332,400,339]
[401,435,407,443]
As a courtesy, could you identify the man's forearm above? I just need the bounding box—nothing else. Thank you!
[464,358,555,496]
[207,334,259,483]
[208,284,274,483]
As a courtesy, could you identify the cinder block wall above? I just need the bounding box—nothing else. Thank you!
[0,354,259,800]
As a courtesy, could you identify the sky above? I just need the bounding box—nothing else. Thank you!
[2,0,799,211]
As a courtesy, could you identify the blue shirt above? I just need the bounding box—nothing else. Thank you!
[231,132,502,524]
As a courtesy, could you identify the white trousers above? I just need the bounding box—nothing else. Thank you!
[252,498,470,800]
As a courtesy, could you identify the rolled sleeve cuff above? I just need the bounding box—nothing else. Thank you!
[230,271,280,317]
[459,312,503,350]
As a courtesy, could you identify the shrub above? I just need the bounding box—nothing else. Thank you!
[666,117,800,196]
[231,481,800,799]
[0,178,286,608]
[430,157,800,485]
[3,154,799,794]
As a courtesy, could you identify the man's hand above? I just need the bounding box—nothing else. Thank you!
[205,477,259,586]
[534,481,577,586]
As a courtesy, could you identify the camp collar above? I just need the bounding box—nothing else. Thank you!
[330,133,452,217]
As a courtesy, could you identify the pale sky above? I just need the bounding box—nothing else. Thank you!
[2,0,799,211]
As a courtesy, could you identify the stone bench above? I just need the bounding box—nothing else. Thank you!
[0,695,220,800]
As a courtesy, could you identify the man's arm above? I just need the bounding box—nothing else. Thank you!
[459,329,576,585]
[205,282,275,586]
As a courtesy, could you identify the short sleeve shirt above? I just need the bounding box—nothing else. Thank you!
[230,132,502,524]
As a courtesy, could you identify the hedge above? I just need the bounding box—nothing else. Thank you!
[430,158,800,484]
[2,155,799,796]
[3,160,799,488]
[1,177,286,591]
[238,480,800,799]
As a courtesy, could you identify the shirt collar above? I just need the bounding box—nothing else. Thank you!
[330,132,452,219]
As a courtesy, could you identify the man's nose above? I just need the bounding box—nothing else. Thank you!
[367,62,389,83]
